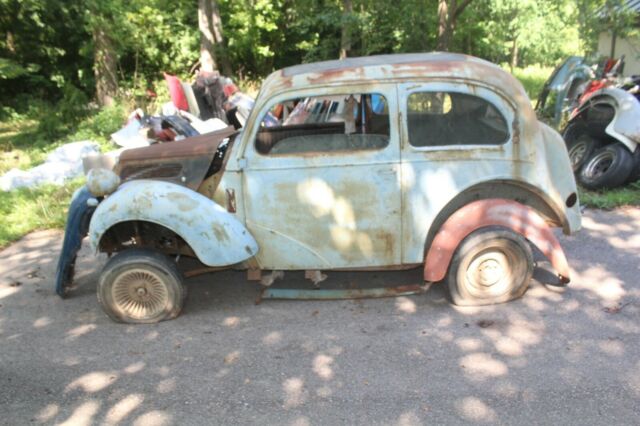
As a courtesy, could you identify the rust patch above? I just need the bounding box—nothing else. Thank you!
[211,223,230,243]
[423,199,571,282]
[167,191,198,211]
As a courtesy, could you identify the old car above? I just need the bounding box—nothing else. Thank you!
[56,53,581,323]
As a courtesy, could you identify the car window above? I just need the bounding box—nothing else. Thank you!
[255,93,390,155]
[407,91,509,147]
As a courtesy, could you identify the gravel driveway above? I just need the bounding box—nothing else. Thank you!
[0,208,639,425]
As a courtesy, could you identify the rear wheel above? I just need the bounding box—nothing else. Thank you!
[97,249,186,324]
[579,143,634,190]
[447,227,533,306]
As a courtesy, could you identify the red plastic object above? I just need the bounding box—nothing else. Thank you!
[163,73,189,111]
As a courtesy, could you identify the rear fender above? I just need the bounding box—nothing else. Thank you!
[89,180,258,266]
[576,89,640,152]
[424,199,570,283]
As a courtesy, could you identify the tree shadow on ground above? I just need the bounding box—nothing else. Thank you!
[0,208,639,424]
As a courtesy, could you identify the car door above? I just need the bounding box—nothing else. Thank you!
[397,81,516,265]
[242,85,401,270]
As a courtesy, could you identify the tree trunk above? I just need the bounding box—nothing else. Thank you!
[198,0,232,76]
[510,37,518,73]
[198,0,217,73]
[93,26,118,107]
[437,0,450,51]
[340,0,353,59]
[436,0,473,52]
[210,0,233,76]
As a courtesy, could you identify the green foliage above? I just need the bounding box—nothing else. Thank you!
[579,182,640,209]
[510,65,555,100]
[0,177,84,248]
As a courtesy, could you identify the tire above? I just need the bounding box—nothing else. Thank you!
[567,134,601,173]
[578,143,634,190]
[626,146,640,184]
[447,227,533,306]
[97,249,187,324]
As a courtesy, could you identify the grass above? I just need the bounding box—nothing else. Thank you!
[0,177,84,247]
[509,64,554,102]
[579,182,640,209]
[0,101,128,248]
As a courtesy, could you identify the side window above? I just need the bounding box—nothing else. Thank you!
[406,91,509,147]
[255,93,390,155]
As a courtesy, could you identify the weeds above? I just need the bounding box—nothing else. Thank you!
[579,182,640,209]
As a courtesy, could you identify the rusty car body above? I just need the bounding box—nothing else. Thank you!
[56,53,581,323]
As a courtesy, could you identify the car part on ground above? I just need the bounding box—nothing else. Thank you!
[578,143,635,190]
[563,122,602,172]
[97,249,187,323]
[447,227,534,306]
[536,56,593,129]
[562,87,640,190]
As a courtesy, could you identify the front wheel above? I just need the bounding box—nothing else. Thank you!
[97,249,187,323]
[447,227,533,306]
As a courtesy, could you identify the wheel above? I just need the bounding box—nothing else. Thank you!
[578,143,634,190]
[447,227,533,306]
[563,121,601,172]
[567,134,601,172]
[97,249,186,323]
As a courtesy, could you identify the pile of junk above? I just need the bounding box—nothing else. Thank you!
[537,55,640,190]
[112,71,257,149]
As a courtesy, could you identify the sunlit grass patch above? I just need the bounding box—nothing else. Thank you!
[0,177,84,248]
[579,182,640,209]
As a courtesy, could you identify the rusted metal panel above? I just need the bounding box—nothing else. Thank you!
[118,126,236,162]
[89,180,258,266]
[423,199,571,283]
[115,127,237,190]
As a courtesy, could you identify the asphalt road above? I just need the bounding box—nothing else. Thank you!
[0,208,639,425]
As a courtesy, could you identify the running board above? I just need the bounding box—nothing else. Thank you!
[257,284,430,302]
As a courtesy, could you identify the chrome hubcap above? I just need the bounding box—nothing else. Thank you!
[584,150,614,179]
[112,269,168,319]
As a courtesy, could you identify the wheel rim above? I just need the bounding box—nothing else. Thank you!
[583,150,615,180]
[464,247,517,298]
[111,268,169,319]
[568,140,588,169]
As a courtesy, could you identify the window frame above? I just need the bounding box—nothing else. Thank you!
[245,85,397,163]
[399,81,515,152]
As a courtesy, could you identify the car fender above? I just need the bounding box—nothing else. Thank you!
[424,199,570,283]
[576,88,640,152]
[89,179,258,266]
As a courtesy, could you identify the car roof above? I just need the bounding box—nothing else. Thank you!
[260,52,531,115]
[281,52,492,77]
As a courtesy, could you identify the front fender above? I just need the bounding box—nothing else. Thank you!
[424,199,570,284]
[89,180,258,266]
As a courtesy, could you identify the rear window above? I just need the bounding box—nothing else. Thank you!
[407,91,509,147]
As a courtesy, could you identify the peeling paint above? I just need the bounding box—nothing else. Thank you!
[89,180,258,266]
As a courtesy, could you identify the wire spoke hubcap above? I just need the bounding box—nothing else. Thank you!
[112,268,168,319]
